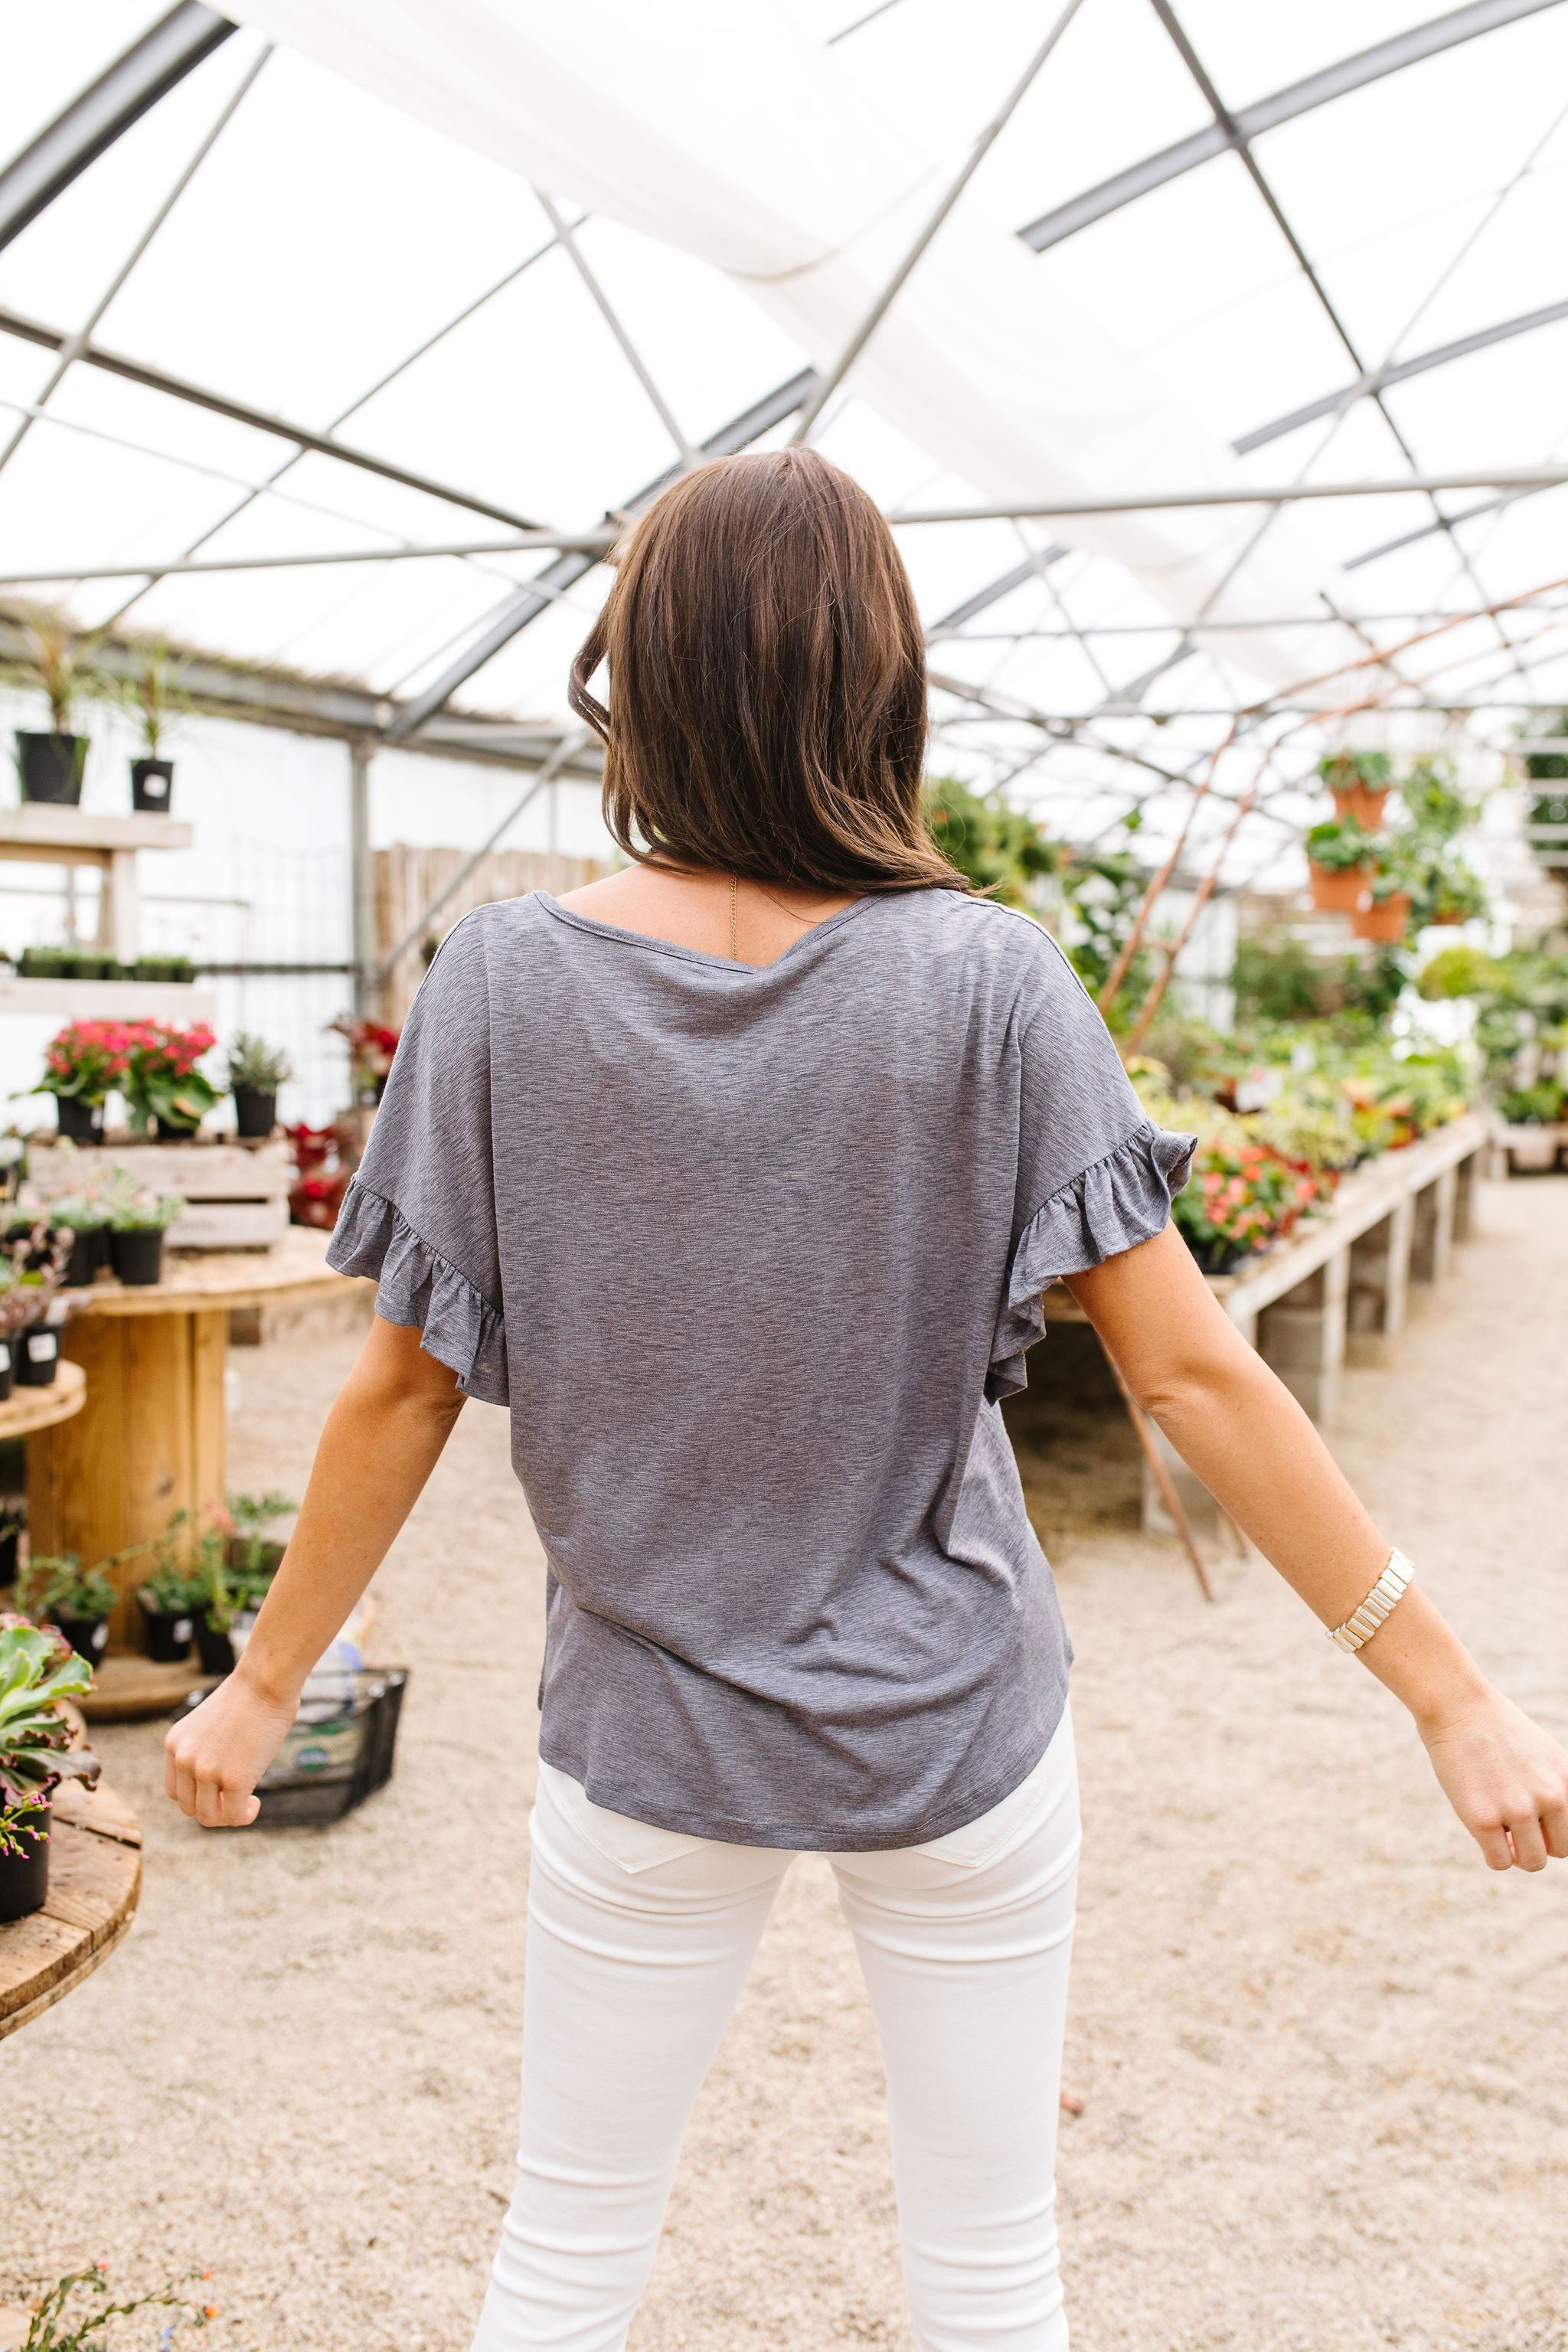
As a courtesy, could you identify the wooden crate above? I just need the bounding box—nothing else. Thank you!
[26,1138,292,1251]
[1488,1121,1568,1175]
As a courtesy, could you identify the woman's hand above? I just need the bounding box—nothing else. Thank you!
[164,1664,300,1828]
[1417,1685,1568,1872]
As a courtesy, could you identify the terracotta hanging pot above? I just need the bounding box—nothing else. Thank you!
[1308,862,1370,913]
[1351,892,1411,942]
[1330,783,1390,830]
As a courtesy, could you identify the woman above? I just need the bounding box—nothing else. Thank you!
[168,451,1568,2352]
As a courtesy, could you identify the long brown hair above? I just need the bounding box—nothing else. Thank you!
[568,449,966,893]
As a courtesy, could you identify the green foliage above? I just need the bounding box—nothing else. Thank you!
[1317,750,1392,792]
[1305,815,1380,871]
[1058,831,1155,1023]
[1233,936,1327,1024]
[18,1554,117,1621]
[1522,712,1568,783]
[924,776,1057,907]
[141,1565,207,1614]
[1416,942,1507,1000]
[116,638,189,760]
[1498,1080,1565,1126]
[1,608,109,733]
[18,2262,214,2351]
[0,1614,94,1817]
[1400,756,1470,841]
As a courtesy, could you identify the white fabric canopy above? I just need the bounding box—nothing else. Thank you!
[224,0,1353,684]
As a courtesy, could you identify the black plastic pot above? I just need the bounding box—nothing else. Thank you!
[0,1797,51,1922]
[148,1118,202,1145]
[17,731,85,805]
[16,1326,60,1387]
[139,1592,195,1664]
[55,1613,108,1666]
[110,1227,165,1285]
[56,1095,105,1145]
[196,1614,236,1677]
[130,757,174,812]
[232,1086,277,1140]
[0,1341,12,1403]
[62,1227,107,1288]
[0,1520,20,1588]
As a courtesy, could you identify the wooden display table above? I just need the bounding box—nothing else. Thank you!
[1040,1110,1488,1570]
[0,1775,141,2041]
[28,1229,355,1651]
[0,1357,86,1441]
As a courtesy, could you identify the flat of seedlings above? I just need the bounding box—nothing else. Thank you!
[2,1181,1566,2352]
[0,1778,142,2041]
[0,1359,84,1439]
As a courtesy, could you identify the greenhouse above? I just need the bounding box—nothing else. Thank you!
[2,5,1566,2350]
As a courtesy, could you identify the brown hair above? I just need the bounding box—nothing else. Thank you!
[568,449,965,893]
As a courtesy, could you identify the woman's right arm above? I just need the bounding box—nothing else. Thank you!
[1067,1221,1568,1874]
[164,1317,465,1828]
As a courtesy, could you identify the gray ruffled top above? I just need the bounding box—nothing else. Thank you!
[325,890,1195,1852]
[988,1119,1196,1399]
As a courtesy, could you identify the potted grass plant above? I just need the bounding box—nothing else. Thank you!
[105,1177,182,1285]
[119,638,188,813]
[226,1033,292,1139]
[0,1612,100,1922]
[15,1555,118,1664]
[3,609,106,806]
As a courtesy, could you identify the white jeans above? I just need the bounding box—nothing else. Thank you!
[472,1709,1080,2352]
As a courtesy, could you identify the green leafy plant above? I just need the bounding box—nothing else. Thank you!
[18,1555,118,1622]
[1316,750,1392,793]
[100,1168,183,1233]
[225,1033,292,1091]
[1305,816,1381,872]
[121,1021,217,1137]
[1400,755,1471,841]
[923,776,1058,906]
[140,1563,207,1614]
[0,1614,100,1856]
[1059,824,1159,1024]
[17,2261,215,2350]
[1497,1080,1564,1126]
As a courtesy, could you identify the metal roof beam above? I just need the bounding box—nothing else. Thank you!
[1235,296,1568,454]
[0,2,236,254]
[893,468,1568,521]
[1018,0,1566,252]
[0,302,554,534]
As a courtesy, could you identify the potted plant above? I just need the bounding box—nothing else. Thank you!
[15,1556,118,1664]
[226,1033,292,1139]
[1318,750,1393,831]
[328,1014,400,1105]
[30,1018,130,1143]
[137,1562,203,1664]
[47,1194,112,1288]
[1352,859,1415,943]
[122,1018,217,1139]
[0,1613,100,1922]
[1305,817,1379,913]
[105,1177,182,1285]
[1416,851,1488,929]
[0,1220,69,1388]
[2,609,105,806]
[119,638,188,813]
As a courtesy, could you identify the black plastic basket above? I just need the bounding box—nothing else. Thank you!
[178,1668,407,1828]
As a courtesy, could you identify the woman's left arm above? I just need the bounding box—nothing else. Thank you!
[1067,1222,1568,1873]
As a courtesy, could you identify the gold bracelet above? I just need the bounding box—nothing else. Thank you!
[1328,1548,1415,1655]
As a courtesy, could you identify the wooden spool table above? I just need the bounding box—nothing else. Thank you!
[27,1230,354,1701]
[0,1775,142,2041]
[0,1357,87,1445]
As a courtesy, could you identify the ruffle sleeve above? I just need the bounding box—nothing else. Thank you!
[327,1178,509,1406]
[988,1119,1195,1400]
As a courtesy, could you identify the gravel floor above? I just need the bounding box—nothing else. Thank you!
[3,1174,1566,2352]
